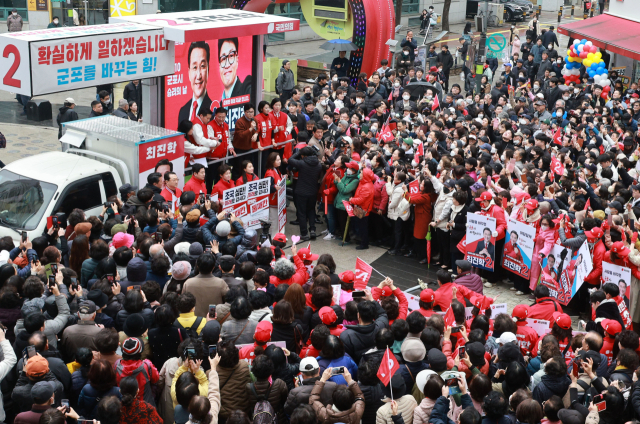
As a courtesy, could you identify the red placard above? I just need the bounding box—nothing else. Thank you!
[354,258,372,290]
[138,135,185,191]
[342,200,355,217]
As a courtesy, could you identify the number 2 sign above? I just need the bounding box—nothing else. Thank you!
[0,37,30,96]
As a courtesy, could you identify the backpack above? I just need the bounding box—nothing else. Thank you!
[174,316,203,340]
[115,359,156,407]
[250,383,277,424]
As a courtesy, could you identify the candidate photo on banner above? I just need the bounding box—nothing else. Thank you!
[567,241,592,298]
[602,261,632,310]
[465,212,497,271]
[165,35,254,131]
[539,244,567,303]
[502,219,536,279]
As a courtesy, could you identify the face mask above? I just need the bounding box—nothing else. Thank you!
[466,98,473,105]
[104,99,111,104]
[394,82,400,87]
[332,76,338,82]
[491,147,497,154]
[403,51,409,56]
[501,154,506,161]
[563,96,570,101]
[605,207,611,215]
[426,95,433,100]
[574,88,580,94]
[548,45,553,50]
[356,98,363,104]
[478,114,484,119]
[632,99,637,104]
[53,20,58,24]
[403,94,410,100]
[519,118,527,125]
[450,142,456,149]
[437,164,442,171]
[321,99,327,105]
[12,12,16,15]
[427,136,433,142]
[346,169,354,175]
[448,118,453,122]
[514,138,521,145]
[368,88,375,94]
[540,225,549,231]
[438,68,443,72]
[534,85,540,89]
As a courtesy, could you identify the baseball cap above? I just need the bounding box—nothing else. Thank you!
[525,199,538,211]
[512,304,529,321]
[472,295,493,311]
[255,321,273,343]
[78,300,97,315]
[611,241,630,257]
[551,312,572,330]
[381,286,394,297]
[25,355,49,377]
[475,192,493,202]
[319,306,338,325]
[119,183,137,196]
[339,270,355,284]
[65,97,75,104]
[298,247,319,261]
[299,357,320,372]
[497,332,517,344]
[345,161,359,171]
[480,143,492,151]
[420,289,435,303]
[585,227,604,243]
[602,319,622,336]
[112,232,134,249]
[455,259,471,272]
[273,233,287,243]
[31,381,55,404]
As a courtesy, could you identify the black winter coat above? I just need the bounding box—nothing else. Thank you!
[359,383,386,424]
[339,302,388,363]
[532,373,571,404]
[271,322,304,354]
[288,152,322,197]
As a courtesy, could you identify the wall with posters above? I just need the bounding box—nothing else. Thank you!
[164,35,255,132]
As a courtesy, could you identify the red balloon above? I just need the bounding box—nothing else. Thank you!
[603,85,611,92]
[601,92,608,99]
[591,45,598,53]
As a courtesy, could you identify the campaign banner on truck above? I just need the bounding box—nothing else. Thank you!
[221,177,270,230]
[465,212,497,271]
[539,242,592,305]
[277,177,287,233]
[502,219,536,278]
[138,135,185,206]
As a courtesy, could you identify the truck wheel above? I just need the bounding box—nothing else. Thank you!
[505,9,513,21]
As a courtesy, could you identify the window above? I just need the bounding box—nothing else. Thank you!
[0,170,57,231]
[56,176,102,216]
[101,172,118,200]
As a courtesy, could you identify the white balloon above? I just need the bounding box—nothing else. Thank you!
[573,39,580,45]
[572,69,580,75]
[603,79,611,86]
[578,45,584,52]
[585,41,593,47]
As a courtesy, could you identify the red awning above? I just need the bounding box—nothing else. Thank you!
[558,14,640,62]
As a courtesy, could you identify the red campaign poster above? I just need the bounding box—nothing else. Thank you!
[164,35,254,131]
[354,258,372,290]
[222,177,270,230]
[138,135,185,200]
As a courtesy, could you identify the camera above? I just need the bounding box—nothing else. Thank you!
[259,219,272,245]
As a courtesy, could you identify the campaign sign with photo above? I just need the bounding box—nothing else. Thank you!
[526,318,551,337]
[164,35,254,131]
[502,219,536,278]
[465,212,497,271]
[602,261,631,290]
[138,135,185,198]
[539,242,592,305]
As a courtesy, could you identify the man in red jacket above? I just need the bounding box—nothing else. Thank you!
[434,269,475,311]
[584,227,606,286]
[349,167,375,250]
[416,289,436,318]
[475,191,508,288]
[320,156,346,241]
[528,284,564,321]
[512,304,539,357]
[600,319,622,365]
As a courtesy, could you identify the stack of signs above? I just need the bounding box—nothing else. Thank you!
[539,242,593,305]
[277,177,287,233]
[465,212,497,271]
[502,219,536,278]
[222,178,270,230]
[602,261,633,329]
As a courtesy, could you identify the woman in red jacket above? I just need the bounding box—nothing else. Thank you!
[349,167,375,250]
[320,154,347,240]
[404,178,436,264]
[369,171,390,247]
[210,163,235,199]
[264,152,284,234]
[235,160,259,186]
[255,100,277,170]
[269,97,293,164]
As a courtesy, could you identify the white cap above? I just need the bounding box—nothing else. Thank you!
[174,242,191,256]
[497,331,518,345]
[299,357,319,372]
[65,97,75,104]
[415,369,437,394]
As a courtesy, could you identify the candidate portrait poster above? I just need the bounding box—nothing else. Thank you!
[465,212,497,271]
[602,261,631,291]
[502,219,536,278]
[539,242,592,305]
[164,35,254,132]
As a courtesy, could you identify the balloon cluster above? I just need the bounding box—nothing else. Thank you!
[563,39,610,98]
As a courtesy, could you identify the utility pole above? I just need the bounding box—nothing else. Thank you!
[475,0,488,95]
[396,0,403,31]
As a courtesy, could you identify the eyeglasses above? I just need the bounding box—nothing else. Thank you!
[219,50,237,68]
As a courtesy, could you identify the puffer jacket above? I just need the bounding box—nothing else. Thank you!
[432,185,454,231]
[78,384,122,419]
[386,182,409,221]
[7,13,22,32]
[360,383,386,424]
[182,221,201,243]
[350,168,375,215]
[532,373,571,404]
[288,151,323,197]
[236,229,258,263]
[377,394,417,424]
[246,378,289,424]
[270,255,310,287]
[320,165,345,204]
[454,271,483,294]
[335,172,360,211]
[311,380,365,424]
[284,377,338,415]
[217,360,251,419]
[71,366,90,401]
[12,371,65,412]
[115,307,155,332]
[414,397,437,424]
[372,175,389,214]
[317,354,358,386]
[0,339,16,422]
[102,293,125,320]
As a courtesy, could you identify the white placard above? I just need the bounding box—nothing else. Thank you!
[526,318,551,337]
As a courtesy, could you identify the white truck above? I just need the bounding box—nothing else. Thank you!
[0,116,182,245]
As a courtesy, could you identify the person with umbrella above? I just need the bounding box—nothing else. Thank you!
[331,51,350,78]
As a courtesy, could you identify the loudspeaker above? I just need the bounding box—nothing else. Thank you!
[26,100,52,122]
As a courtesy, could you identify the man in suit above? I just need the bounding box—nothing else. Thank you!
[474,227,495,261]
[178,41,213,125]
[218,37,251,101]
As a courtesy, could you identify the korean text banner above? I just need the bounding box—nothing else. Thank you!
[465,212,497,271]
[221,177,270,230]
[502,219,536,278]
[164,35,253,132]
[539,242,592,305]
[30,30,174,96]
[138,136,185,203]
[602,261,631,289]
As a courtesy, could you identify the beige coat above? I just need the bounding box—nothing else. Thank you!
[186,365,221,424]
[157,357,181,424]
[183,274,229,317]
[376,395,417,424]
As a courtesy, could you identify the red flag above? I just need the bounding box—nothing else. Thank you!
[585,198,591,211]
[354,258,373,290]
[416,141,424,157]
[379,124,394,143]
[551,156,565,177]
[377,348,399,386]
[444,307,456,327]
[553,127,563,146]
[408,179,420,195]
[431,94,440,111]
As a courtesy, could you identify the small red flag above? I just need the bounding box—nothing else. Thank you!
[431,94,440,111]
[444,307,456,327]
[585,198,591,211]
[408,179,420,195]
[416,141,424,157]
[354,258,373,290]
[379,124,395,143]
[553,127,563,146]
[377,348,400,386]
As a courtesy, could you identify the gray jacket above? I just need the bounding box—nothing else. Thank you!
[220,318,258,345]
[14,294,70,349]
[7,14,22,32]
[284,377,337,415]
[536,59,553,80]
[559,227,587,251]
[276,67,295,93]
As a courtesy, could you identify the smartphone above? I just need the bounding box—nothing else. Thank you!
[70,277,78,291]
[209,345,217,358]
[593,394,603,404]
[61,399,69,413]
[205,246,212,252]
[48,275,56,289]
[331,366,345,375]
[105,274,115,284]
[631,219,635,229]
[209,304,216,318]
[127,285,142,292]
[51,216,58,228]
[458,346,466,357]
[596,401,607,412]
[502,197,508,209]
[50,263,58,275]
[296,375,304,386]
[21,231,27,243]
[225,211,232,220]
[548,186,555,194]
[572,361,579,376]
[199,193,206,205]
[155,232,163,243]
[538,182,545,193]
[445,377,461,395]
[185,347,197,360]
[27,345,36,359]
[352,291,366,298]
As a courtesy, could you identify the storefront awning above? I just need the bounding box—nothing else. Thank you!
[558,14,640,62]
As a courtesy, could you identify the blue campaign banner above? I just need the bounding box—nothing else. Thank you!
[502,219,536,279]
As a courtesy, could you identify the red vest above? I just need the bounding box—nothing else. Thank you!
[189,118,210,161]
[208,119,229,159]
[255,112,274,148]
[235,173,258,187]
[264,168,283,206]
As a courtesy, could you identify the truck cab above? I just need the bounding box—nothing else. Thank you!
[0,151,125,245]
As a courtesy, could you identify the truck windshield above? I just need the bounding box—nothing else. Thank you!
[0,170,57,231]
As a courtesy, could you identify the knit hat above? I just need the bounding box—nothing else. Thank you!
[186,209,201,223]
[126,257,147,283]
[123,313,148,337]
[111,223,127,236]
[25,355,49,377]
[112,232,134,249]
[593,210,606,220]
[319,306,338,325]
[171,261,192,280]
[189,242,204,256]
[401,337,426,362]
[216,221,231,237]
[427,348,447,372]
[255,321,273,343]
[174,242,191,256]
[122,337,144,355]
[74,222,92,236]
[21,298,44,318]
[87,289,109,309]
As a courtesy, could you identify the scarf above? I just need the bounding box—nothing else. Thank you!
[450,203,464,222]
